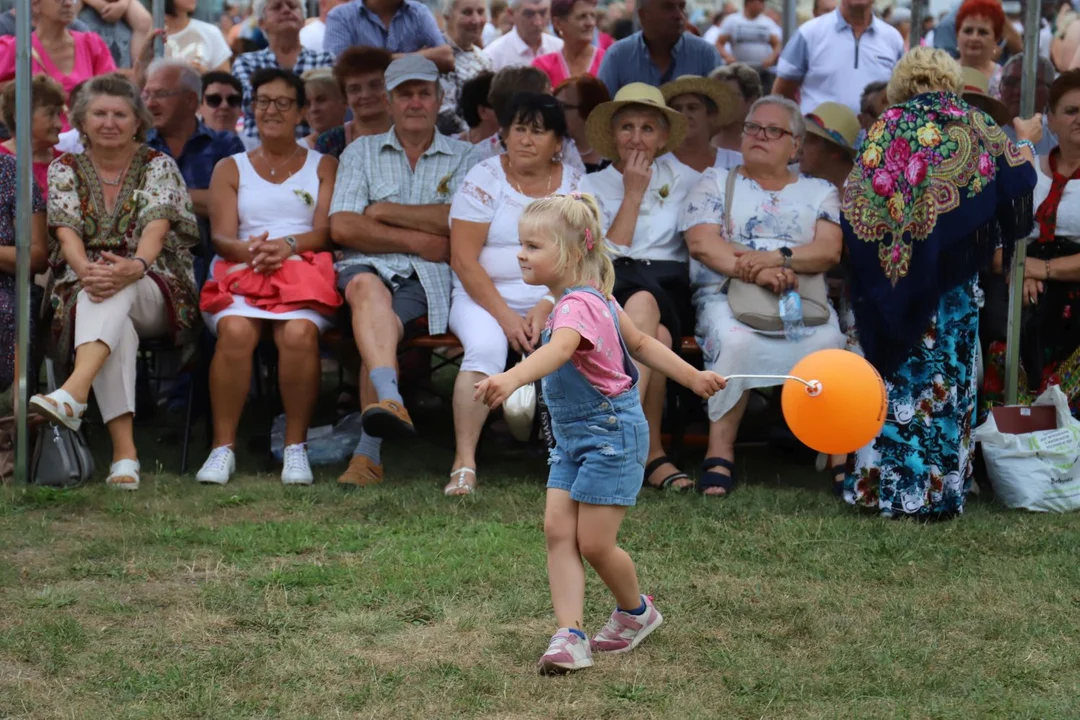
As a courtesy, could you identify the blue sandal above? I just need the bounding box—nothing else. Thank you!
[697,457,735,496]
[830,464,847,497]
[645,456,692,491]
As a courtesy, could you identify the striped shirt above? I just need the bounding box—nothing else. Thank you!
[330,129,482,334]
[324,0,444,58]
[232,46,334,141]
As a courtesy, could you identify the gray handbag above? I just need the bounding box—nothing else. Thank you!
[31,360,94,488]
[722,167,831,332]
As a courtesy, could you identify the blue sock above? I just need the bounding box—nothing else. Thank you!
[567,628,586,640]
[353,429,382,465]
[369,366,403,405]
[618,597,646,615]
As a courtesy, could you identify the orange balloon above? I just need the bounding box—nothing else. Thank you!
[781,349,887,455]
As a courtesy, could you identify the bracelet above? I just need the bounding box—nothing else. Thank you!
[542,294,555,304]
[1046,259,1052,281]
[133,256,149,275]
[1016,139,1036,155]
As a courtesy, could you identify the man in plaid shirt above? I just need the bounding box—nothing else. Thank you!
[232,0,334,145]
[329,56,481,489]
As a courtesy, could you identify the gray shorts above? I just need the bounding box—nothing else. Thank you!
[337,264,428,327]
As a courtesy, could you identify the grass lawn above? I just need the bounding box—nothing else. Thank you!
[2,429,1080,718]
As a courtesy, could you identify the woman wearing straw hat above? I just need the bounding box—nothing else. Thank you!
[660,75,739,176]
[578,83,695,491]
[680,95,847,496]
[799,101,859,192]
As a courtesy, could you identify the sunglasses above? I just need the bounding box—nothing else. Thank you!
[204,93,242,109]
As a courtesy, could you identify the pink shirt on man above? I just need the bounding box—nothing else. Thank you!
[532,46,605,89]
[549,290,633,397]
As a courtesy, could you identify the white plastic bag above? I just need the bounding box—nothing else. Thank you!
[503,361,536,443]
[973,385,1080,512]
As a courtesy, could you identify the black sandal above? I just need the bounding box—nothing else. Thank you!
[644,456,692,491]
[697,457,736,496]
[830,464,847,497]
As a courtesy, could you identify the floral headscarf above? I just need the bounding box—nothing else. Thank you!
[841,91,1036,374]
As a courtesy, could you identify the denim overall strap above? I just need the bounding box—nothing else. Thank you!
[541,286,641,423]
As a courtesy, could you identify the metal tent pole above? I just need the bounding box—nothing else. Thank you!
[782,0,797,43]
[152,0,165,57]
[910,0,925,48]
[13,2,32,483]
[1003,0,1044,405]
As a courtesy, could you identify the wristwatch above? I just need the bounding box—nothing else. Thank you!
[778,246,793,269]
[284,236,298,255]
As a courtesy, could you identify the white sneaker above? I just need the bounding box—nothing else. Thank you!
[281,443,313,485]
[196,446,235,485]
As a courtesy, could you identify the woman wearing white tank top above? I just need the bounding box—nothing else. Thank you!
[197,69,340,487]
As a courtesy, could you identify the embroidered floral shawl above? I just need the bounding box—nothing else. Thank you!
[47,146,201,374]
[841,92,1036,374]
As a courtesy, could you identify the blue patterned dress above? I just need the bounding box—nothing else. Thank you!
[0,155,45,393]
[844,280,979,516]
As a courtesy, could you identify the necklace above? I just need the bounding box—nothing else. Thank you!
[259,145,302,177]
[507,159,554,197]
[91,150,135,187]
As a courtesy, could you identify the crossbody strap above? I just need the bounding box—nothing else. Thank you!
[724,165,740,244]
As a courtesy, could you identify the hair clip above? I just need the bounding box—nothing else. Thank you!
[570,191,583,200]
[584,227,594,251]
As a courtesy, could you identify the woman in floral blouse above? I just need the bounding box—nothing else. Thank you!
[30,75,200,491]
[840,48,1039,519]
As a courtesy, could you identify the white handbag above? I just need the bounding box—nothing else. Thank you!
[503,360,536,442]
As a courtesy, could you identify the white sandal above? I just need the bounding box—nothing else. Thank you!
[29,389,87,432]
[444,467,476,496]
[106,459,141,491]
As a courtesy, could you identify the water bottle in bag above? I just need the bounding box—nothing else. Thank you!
[779,290,809,341]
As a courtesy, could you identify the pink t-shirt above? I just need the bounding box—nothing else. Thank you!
[549,290,633,397]
[0,31,117,130]
[532,46,605,89]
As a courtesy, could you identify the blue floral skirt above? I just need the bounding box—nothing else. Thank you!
[843,279,979,518]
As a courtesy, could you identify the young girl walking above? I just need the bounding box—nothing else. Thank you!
[474,194,726,674]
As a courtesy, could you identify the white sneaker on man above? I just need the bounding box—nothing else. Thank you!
[281,443,314,485]
[196,446,235,485]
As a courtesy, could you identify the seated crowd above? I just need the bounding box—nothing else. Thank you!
[0,0,1071,523]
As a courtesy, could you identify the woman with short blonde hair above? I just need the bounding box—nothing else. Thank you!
[839,46,1040,518]
[886,46,963,105]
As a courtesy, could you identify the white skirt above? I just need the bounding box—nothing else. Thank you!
[202,256,334,336]
[694,294,846,420]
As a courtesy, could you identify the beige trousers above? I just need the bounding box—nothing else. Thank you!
[74,277,168,423]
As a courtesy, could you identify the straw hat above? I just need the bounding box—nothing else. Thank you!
[585,83,689,161]
[960,66,1010,126]
[804,101,860,158]
[659,75,740,128]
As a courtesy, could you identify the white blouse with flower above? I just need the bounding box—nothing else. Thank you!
[579,153,691,263]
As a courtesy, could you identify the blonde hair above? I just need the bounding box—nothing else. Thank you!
[887,47,963,105]
[519,193,615,296]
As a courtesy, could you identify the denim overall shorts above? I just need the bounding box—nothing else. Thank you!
[542,287,649,506]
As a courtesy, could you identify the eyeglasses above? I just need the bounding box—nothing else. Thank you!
[141,89,188,102]
[743,121,793,140]
[204,93,242,109]
[254,95,298,111]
